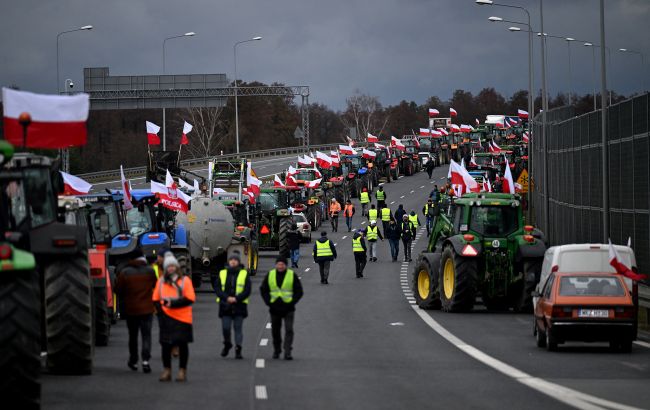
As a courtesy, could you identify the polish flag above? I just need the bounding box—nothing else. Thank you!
[367,133,379,143]
[484,179,492,192]
[475,118,480,126]
[120,165,133,210]
[492,140,502,152]
[609,240,648,281]
[450,124,461,133]
[316,151,332,168]
[246,161,262,196]
[60,171,92,195]
[431,130,442,137]
[419,128,431,137]
[502,159,515,194]
[390,136,405,151]
[298,155,312,167]
[362,148,376,159]
[146,121,161,145]
[306,178,322,189]
[2,87,89,148]
[522,131,530,143]
[518,109,529,119]
[460,124,472,133]
[274,174,285,187]
[150,170,192,213]
[287,165,298,176]
[495,120,505,128]
[180,121,192,145]
[438,128,449,136]
[242,187,256,204]
[330,151,341,167]
[428,108,439,117]
[285,174,297,187]
[450,108,458,117]
[447,160,478,194]
[339,145,355,155]
[508,117,519,126]
[470,153,478,167]
[347,136,356,147]
[374,142,386,149]
[312,163,323,178]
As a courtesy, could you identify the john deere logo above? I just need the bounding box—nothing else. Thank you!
[492,239,500,248]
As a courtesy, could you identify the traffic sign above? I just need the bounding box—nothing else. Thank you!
[294,126,304,139]
[517,169,529,193]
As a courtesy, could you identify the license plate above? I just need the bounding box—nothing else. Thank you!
[578,309,609,318]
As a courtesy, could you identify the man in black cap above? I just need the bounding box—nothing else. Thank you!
[312,231,337,284]
[260,257,304,360]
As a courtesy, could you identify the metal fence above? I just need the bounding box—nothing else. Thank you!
[531,93,650,275]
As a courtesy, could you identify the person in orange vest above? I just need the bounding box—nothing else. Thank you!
[343,199,355,232]
[329,198,342,232]
[152,254,196,382]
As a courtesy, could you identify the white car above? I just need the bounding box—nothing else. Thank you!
[292,212,312,242]
[419,152,431,166]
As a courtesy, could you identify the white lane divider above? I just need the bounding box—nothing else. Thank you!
[260,338,269,347]
[390,201,395,205]
[400,195,405,199]
[634,340,650,349]
[266,322,271,329]
[410,190,415,194]
[256,358,265,368]
[420,185,425,189]
[410,307,643,410]
[255,385,268,400]
[342,235,347,239]
[361,221,366,225]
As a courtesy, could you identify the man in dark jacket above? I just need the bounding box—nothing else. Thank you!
[426,158,435,178]
[394,204,406,223]
[214,253,252,359]
[384,218,401,262]
[115,249,157,373]
[287,224,302,268]
[260,257,304,360]
[352,229,367,278]
[400,214,416,262]
[312,231,337,284]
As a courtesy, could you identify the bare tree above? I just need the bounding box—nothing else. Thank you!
[181,106,226,158]
[340,89,389,142]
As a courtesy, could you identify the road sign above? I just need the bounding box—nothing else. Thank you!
[294,126,304,139]
[517,169,529,193]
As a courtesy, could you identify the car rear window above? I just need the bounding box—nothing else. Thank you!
[292,214,307,223]
[558,276,625,297]
[557,249,634,273]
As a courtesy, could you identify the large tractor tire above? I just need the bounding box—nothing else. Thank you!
[0,269,41,409]
[334,185,345,205]
[307,206,319,230]
[412,257,441,309]
[278,217,292,258]
[439,246,477,312]
[248,242,259,276]
[93,285,111,347]
[513,259,543,312]
[44,253,94,374]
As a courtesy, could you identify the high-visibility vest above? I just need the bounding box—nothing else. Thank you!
[315,240,333,257]
[367,226,379,241]
[344,204,354,217]
[376,190,386,201]
[424,203,435,216]
[409,214,419,228]
[152,276,195,324]
[152,264,160,279]
[368,209,378,220]
[268,269,294,303]
[216,268,249,304]
[360,192,370,204]
[381,207,391,221]
[352,237,364,253]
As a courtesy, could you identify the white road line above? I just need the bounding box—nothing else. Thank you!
[305,268,310,272]
[259,338,269,347]
[400,195,405,199]
[390,201,395,204]
[430,181,435,184]
[398,176,404,179]
[633,340,650,349]
[255,385,268,400]
[256,358,265,368]
[408,301,416,304]
[410,307,643,410]
[342,235,347,239]
[334,243,338,246]
[361,221,366,225]
[266,322,271,329]
[410,190,415,194]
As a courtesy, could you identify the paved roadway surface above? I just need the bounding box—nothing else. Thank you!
[46,163,650,410]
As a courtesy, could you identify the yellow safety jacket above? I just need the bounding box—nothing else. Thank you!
[381,207,391,221]
[409,214,419,228]
[368,209,378,220]
[314,240,333,257]
[268,269,294,303]
[216,268,249,304]
[367,226,379,241]
[376,190,386,201]
[360,192,370,204]
[352,237,364,253]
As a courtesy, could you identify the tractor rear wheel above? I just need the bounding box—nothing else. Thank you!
[412,258,441,309]
[93,285,111,346]
[44,252,94,374]
[0,268,41,409]
[334,186,345,204]
[514,259,542,312]
[307,206,318,230]
[439,246,477,312]
[278,217,292,258]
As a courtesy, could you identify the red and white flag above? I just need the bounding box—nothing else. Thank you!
[460,124,472,133]
[522,131,530,143]
[146,121,161,145]
[502,159,515,194]
[2,87,89,148]
[180,121,192,145]
[274,174,285,187]
[450,108,458,117]
[475,118,480,126]
[312,163,323,178]
[316,151,332,168]
[339,144,354,155]
[484,179,492,192]
[150,170,192,213]
[447,160,478,194]
[492,140,501,151]
[470,153,477,167]
[450,124,461,133]
[608,240,648,281]
[374,142,386,149]
[287,165,298,176]
[362,148,376,159]
[242,187,256,204]
[246,161,262,197]
[298,155,312,167]
[431,129,442,137]
[438,128,449,136]
[305,178,322,189]
[60,171,92,195]
[330,151,341,167]
[518,109,529,119]
[346,136,356,147]
[120,165,133,210]
[428,108,439,117]
[367,133,379,143]
[390,136,405,151]
[419,128,431,137]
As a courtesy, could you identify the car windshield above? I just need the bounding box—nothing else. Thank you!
[558,276,625,297]
[474,156,494,166]
[259,191,286,212]
[126,207,152,236]
[469,206,518,236]
[419,139,432,150]
[294,171,315,181]
[89,203,121,241]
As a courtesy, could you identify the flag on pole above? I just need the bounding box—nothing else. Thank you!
[305,178,322,189]
[346,136,356,147]
[367,133,379,143]
[502,159,515,194]
[120,165,133,210]
[438,128,449,136]
[450,108,458,117]
[374,142,386,149]
[522,131,530,143]
[390,136,405,151]
[330,151,340,167]
[362,148,376,159]
[338,144,354,155]
[475,118,480,126]
[60,171,92,195]
[450,124,461,133]
[287,165,298,176]
[492,140,502,151]
[246,161,262,197]
[428,108,439,117]
[274,174,285,187]
[2,87,89,148]
[460,124,472,133]
[447,160,478,194]
[608,240,648,281]
[316,151,332,168]
[146,121,161,145]
[518,109,529,119]
[419,128,431,137]
[298,155,312,167]
[180,121,193,145]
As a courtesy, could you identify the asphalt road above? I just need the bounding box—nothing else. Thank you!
[44,164,650,410]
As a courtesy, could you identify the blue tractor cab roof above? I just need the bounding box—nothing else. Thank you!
[78,192,123,203]
[111,189,157,202]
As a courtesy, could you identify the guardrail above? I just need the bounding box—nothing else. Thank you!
[79,143,341,182]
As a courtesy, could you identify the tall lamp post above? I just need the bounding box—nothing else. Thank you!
[233,36,262,155]
[618,48,646,92]
[161,32,196,151]
[584,43,598,110]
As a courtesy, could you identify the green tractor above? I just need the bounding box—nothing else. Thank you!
[412,192,546,312]
[257,187,294,257]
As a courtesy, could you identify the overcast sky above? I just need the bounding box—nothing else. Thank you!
[1,0,648,110]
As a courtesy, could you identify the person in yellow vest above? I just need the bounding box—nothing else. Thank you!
[260,257,303,360]
[366,220,384,262]
[352,229,368,278]
[214,252,251,359]
[367,204,378,222]
[380,205,392,237]
[359,187,370,216]
[375,186,387,210]
[312,231,337,284]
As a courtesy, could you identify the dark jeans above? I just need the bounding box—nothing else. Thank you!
[377,200,386,210]
[271,311,295,355]
[345,216,353,231]
[162,342,188,369]
[318,260,331,282]
[126,314,153,364]
[354,253,367,276]
[290,249,300,267]
[426,216,434,235]
[222,315,244,346]
[331,216,339,232]
[388,239,400,261]
[402,238,412,260]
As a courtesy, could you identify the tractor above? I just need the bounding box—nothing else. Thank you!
[369,146,393,183]
[288,167,325,229]
[340,154,375,197]
[412,192,546,312]
[257,187,294,257]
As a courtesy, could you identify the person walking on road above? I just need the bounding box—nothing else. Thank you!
[287,224,302,268]
[115,249,157,374]
[313,231,337,284]
[408,210,420,233]
[422,198,437,237]
[260,257,303,360]
[384,218,401,262]
[380,205,392,236]
[394,204,406,223]
[400,214,415,262]
[366,220,384,262]
[215,253,251,360]
[359,187,370,217]
[430,185,440,203]
[375,186,387,210]
[352,229,367,278]
[152,254,196,382]
[329,198,341,232]
[426,158,435,178]
[343,199,355,232]
[368,204,378,222]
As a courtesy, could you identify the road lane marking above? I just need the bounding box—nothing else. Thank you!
[390,201,395,204]
[400,195,405,199]
[410,190,415,194]
[255,385,268,400]
[266,322,271,329]
[361,221,366,225]
[634,340,650,349]
[342,235,347,239]
[305,268,310,272]
[256,359,265,368]
[260,338,269,346]
[410,307,643,410]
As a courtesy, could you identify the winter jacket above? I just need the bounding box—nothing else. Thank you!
[313,236,337,263]
[260,268,304,316]
[384,222,402,240]
[115,258,157,316]
[287,229,302,251]
[214,265,252,318]
[394,206,406,222]
[400,221,415,241]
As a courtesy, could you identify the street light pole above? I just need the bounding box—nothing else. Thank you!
[566,38,574,105]
[585,43,597,110]
[233,36,262,156]
[619,48,647,92]
[539,0,550,237]
[599,0,609,241]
